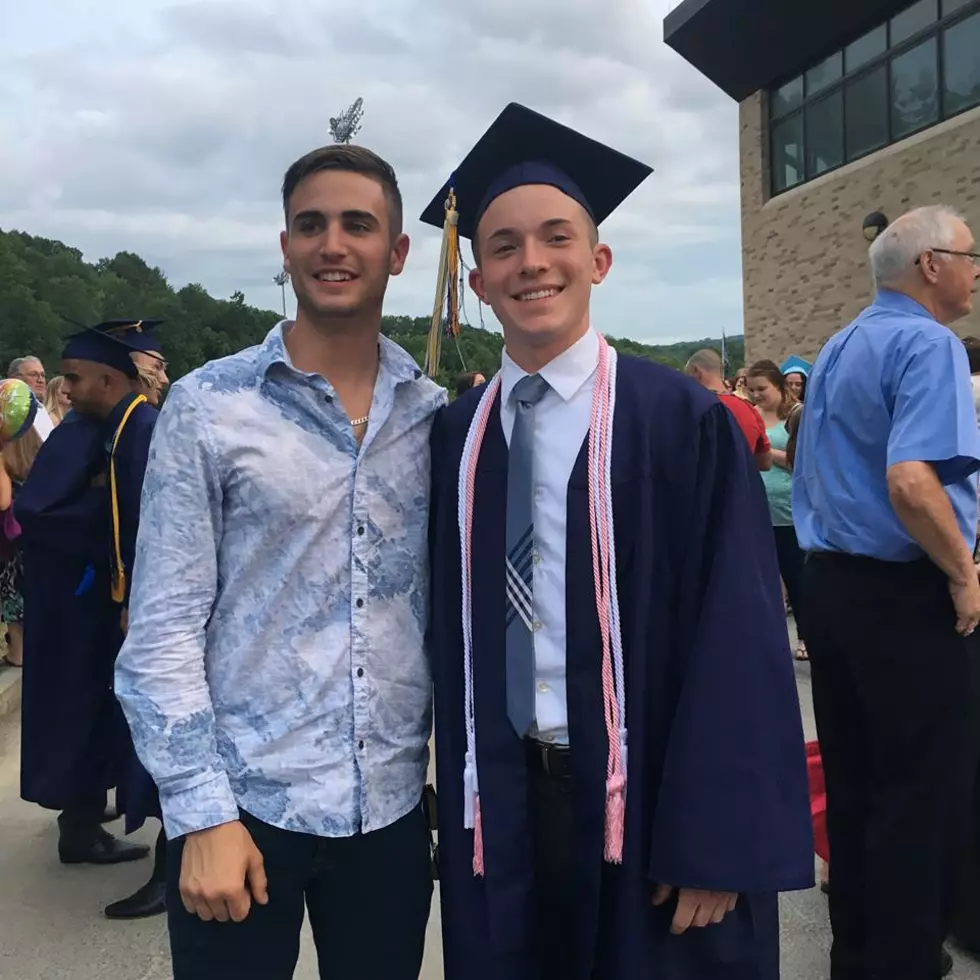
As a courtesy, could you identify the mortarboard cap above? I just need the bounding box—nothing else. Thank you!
[419,103,653,242]
[780,354,812,377]
[61,318,166,378]
[90,318,165,355]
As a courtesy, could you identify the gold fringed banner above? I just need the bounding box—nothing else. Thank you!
[424,189,459,379]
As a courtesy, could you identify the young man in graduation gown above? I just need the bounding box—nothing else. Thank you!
[69,319,171,921]
[15,334,151,872]
[421,104,815,980]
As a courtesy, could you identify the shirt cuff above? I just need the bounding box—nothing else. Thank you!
[159,771,241,840]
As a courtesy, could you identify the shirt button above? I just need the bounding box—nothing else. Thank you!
[358,740,365,750]
[357,668,364,678]
[357,525,365,536]
[538,681,549,693]
[532,553,542,565]
[356,598,364,608]
[532,621,542,632]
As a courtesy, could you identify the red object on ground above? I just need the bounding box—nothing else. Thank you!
[806,740,830,862]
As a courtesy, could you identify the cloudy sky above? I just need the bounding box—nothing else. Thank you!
[0,0,742,344]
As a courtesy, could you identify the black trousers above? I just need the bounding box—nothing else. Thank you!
[803,553,974,980]
[773,524,806,643]
[530,757,578,980]
[166,803,433,980]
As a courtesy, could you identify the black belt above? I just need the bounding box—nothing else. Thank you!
[525,738,572,779]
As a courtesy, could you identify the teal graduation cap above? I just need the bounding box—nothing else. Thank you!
[419,102,654,242]
[61,319,166,379]
[780,354,812,377]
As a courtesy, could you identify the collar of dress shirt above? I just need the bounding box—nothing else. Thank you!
[872,288,938,322]
[256,320,424,388]
[500,327,600,406]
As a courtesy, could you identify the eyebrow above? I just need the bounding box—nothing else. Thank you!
[487,217,577,242]
[291,208,380,226]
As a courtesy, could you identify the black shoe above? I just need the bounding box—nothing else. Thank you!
[103,879,166,920]
[58,825,150,866]
[941,948,954,977]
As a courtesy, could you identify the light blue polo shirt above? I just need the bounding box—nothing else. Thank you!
[793,289,980,561]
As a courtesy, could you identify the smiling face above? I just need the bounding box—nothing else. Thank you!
[280,169,409,326]
[747,374,783,413]
[468,184,612,369]
[784,372,804,399]
[131,351,170,406]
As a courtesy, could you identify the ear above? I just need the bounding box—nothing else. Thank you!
[389,233,410,277]
[469,267,488,304]
[280,230,291,277]
[919,250,942,285]
[592,243,613,285]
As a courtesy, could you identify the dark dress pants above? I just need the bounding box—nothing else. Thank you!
[166,802,433,980]
[803,553,974,980]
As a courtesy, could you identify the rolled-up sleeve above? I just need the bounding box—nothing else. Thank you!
[887,333,980,484]
[115,382,240,839]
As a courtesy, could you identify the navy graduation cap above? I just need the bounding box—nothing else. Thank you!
[61,319,165,379]
[419,102,653,242]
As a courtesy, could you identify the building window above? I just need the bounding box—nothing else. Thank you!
[768,0,980,195]
[891,38,940,138]
[944,11,980,115]
[890,0,938,45]
[846,66,890,159]
[771,114,805,192]
[806,91,845,176]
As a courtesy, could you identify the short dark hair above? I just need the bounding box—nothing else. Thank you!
[281,145,403,238]
[963,336,980,375]
[454,371,484,397]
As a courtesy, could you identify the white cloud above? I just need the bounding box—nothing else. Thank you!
[0,0,742,344]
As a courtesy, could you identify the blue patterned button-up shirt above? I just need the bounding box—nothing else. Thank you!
[115,322,447,840]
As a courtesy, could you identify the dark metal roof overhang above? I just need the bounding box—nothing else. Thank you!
[663,0,907,101]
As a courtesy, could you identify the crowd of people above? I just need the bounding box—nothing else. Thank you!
[0,100,977,980]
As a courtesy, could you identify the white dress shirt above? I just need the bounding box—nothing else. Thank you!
[499,328,599,744]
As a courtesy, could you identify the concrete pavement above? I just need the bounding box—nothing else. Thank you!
[1,632,979,978]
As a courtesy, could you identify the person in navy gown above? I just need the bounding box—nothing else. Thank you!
[64,319,170,920]
[420,104,815,980]
[16,354,149,873]
[51,319,167,919]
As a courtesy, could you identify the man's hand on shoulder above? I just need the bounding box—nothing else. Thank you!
[652,884,738,934]
[179,820,268,923]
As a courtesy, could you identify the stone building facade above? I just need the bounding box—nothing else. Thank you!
[740,98,980,364]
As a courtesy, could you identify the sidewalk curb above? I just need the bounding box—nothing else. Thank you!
[0,668,22,719]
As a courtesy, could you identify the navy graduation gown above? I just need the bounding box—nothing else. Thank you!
[104,393,161,833]
[16,412,129,809]
[429,355,814,980]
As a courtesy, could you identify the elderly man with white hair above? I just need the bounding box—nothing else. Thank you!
[7,356,55,439]
[793,205,980,980]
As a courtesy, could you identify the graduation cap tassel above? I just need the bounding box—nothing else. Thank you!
[424,188,460,379]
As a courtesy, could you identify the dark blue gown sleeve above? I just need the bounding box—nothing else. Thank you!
[115,410,157,608]
[648,402,815,894]
[14,416,109,557]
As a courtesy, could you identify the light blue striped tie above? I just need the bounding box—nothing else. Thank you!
[505,373,550,737]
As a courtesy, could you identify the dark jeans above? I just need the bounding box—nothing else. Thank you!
[167,803,433,980]
[804,553,973,980]
[773,524,806,643]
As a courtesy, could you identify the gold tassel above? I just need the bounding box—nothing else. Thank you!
[424,189,459,378]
